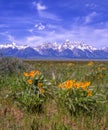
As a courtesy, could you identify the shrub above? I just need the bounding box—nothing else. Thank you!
[0,57,34,76]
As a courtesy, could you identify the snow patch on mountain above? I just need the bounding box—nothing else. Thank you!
[0,40,108,59]
[0,42,29,50]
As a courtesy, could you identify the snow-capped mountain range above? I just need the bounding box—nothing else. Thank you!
[0,40,108,59]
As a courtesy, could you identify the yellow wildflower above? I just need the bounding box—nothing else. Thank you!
[68,63,75,66]
[87,90,92,97]
[58,83,63,88]
[38,83,42,88]
[65,80,72,89]
[82,81,91,89]
[27,79,32,84]
[84,81,90,86]
[58,80,91,90]
[35,70,40,75]
[23,72,29,77]
[87,61,94,66]
[40,88,44,94]
[29,70,35,78]
[74,82,82,88]
[58,80,75,89]
[25,70,41,78]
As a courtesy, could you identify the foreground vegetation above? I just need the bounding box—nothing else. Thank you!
[0,57,108,130]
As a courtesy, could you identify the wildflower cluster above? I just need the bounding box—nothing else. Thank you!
[58,80,92,97]
[97,66,106,79]
[57,80,100,115]
[15,70,51,113]
[87,61,94,66]
[68,63,75,66]
[85,64,107,82]
[23,70,45,94]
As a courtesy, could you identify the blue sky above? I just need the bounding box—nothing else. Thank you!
[0,0,108,47]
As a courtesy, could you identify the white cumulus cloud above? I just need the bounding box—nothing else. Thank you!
[33,2,47,11]
[32,1,61,21]
[34,23,45,30]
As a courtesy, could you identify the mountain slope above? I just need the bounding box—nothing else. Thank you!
[0,41,108,59]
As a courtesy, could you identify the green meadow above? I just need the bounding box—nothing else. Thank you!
[0,57,108,130]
